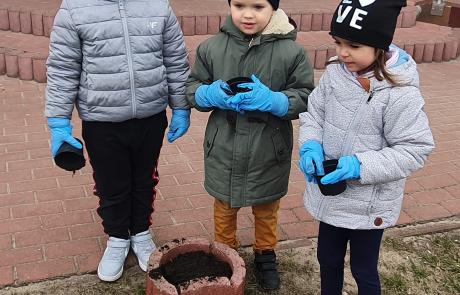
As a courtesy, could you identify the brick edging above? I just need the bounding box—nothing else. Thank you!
[301,35,460,70]
[0,47,47,82]
[0,7,457,83]
[0,8,55,37]
[1,35,459,83]
[0,6,417,37]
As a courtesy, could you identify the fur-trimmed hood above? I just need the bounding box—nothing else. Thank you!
[262,9,295,35]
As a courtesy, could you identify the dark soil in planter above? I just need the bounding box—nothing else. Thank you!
[149,250,233,292]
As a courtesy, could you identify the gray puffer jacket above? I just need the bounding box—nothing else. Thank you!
[299,50,434,230]
[45,0,189,122]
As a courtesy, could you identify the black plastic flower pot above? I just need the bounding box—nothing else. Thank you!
[54,138,86,172]
[223,76,253,95]
[314,159,347,196]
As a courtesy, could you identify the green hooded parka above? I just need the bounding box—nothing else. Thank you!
[186,10,314,207]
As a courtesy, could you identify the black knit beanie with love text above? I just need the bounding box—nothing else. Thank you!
[330,0,407,50]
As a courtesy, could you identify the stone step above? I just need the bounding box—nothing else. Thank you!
[0,0,418,37]
[1,22,458,83]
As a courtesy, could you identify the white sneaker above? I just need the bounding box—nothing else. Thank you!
[97,237,130,282]
[130,230,156,271]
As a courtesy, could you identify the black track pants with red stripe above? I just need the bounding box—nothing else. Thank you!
[82,111,167,239]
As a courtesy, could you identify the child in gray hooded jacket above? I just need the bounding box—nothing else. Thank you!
[298,1,434,294]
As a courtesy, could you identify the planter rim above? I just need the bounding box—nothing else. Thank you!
[148,237,246,294]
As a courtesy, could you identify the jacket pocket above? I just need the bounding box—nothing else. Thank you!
[204,126,218,157]
[375,180,405,201]
[369,198,402,228]
[271,128,289,163]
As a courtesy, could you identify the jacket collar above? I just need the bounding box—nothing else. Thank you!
[221,9,296,44]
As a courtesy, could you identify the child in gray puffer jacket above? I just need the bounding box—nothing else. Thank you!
[298,0,434,294]
[45,0,190,282]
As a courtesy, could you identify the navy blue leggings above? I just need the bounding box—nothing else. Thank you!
[317,222,384,295]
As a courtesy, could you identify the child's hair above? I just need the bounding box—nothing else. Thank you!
[327,48,401,86]
[227,0,280,10]
[372,49,400,86]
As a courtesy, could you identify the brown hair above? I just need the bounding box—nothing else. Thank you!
[327,48,403,86]
[372,49,400,86]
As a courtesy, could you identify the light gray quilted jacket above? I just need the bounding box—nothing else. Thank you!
[298,52,434,230]
[45,0,189,122]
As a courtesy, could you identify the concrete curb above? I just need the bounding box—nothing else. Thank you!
[384,215,460,239]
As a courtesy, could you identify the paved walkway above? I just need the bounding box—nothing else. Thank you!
[0,58,459,286]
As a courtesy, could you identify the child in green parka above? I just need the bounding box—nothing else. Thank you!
[185,0,314,290]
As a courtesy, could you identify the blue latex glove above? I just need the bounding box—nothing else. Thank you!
[195,80,233,110]
[299,140,325,183]
[167,109,191,143]
[321,155,361,185]
[47,117,83,157]
[227,74,289,117]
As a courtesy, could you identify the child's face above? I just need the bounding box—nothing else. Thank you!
[333,36,377,73]
[230,0,274,35]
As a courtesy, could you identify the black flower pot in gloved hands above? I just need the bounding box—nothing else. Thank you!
[54,138,86,172]
[314,159,347,196]
[223,77,253,95]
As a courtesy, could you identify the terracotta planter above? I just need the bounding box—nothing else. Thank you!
[147,238,246,295]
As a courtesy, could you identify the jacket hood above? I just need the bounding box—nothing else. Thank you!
[385,45,418,88]
[221,9,297,43]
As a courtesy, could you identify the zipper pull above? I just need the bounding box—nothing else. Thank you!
[366,91,374,103]
[119,1,124,10]
[248,38,254,48]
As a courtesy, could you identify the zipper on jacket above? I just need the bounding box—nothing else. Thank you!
[119,0,137,118]
[366,90,374,103]
[342,88,374,156]
[248,37,254,48]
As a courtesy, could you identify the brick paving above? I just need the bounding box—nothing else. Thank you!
[0,59,459,286]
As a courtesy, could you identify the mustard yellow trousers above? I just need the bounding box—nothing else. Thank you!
[214,198,280,251]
